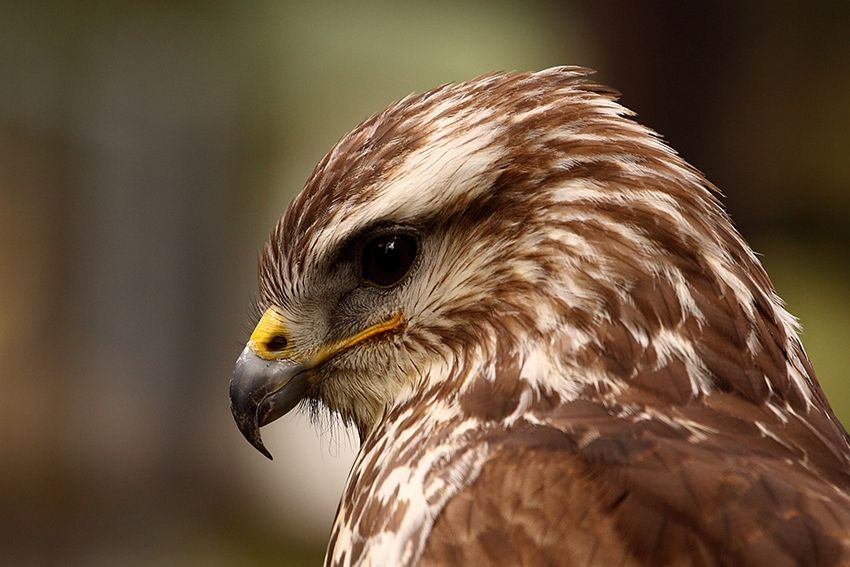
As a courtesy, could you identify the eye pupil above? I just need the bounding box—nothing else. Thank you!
[362,234,418,287]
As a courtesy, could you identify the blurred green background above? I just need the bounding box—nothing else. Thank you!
[1,1,848,566]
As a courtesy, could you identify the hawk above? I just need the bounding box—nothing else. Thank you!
[230,67,850,566]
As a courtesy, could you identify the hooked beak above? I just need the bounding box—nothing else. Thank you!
[229,346,310,459]
[229,307,404,459]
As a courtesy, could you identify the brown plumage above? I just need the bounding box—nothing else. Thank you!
[230,67,850,566]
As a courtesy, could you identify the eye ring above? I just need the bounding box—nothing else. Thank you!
[361,233,418,288]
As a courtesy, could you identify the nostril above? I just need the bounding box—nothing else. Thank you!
[266,335,288,352]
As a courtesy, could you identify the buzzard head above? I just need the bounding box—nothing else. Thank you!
[230,67,841,458]
[229,68,850,567]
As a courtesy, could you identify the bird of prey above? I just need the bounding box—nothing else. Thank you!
[230,67,850,567]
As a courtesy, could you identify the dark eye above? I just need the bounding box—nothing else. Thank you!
[361,233,418,287]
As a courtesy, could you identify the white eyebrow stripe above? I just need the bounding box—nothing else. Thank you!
[322,119,507,248]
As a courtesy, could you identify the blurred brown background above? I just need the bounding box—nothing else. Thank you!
[1,1,848,566]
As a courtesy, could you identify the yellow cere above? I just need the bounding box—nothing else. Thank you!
[248,307,292,359]
[248,308,405,365]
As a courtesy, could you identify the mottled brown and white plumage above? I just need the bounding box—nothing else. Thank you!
[229,67,850,567]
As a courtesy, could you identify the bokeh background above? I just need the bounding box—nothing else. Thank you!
[1,1,848,566]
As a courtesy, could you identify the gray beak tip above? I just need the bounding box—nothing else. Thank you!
[229,346,310,460]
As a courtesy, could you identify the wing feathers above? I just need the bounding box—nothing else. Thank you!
[419,395,850,567]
